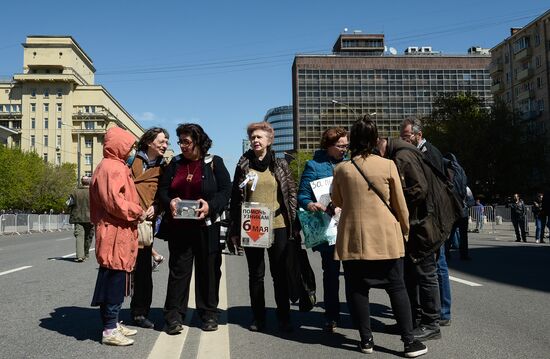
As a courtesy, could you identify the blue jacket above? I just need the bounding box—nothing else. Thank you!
[298,150,341,209]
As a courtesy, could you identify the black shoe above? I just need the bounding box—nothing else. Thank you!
[202,318,218,332]
[278,319,293,333]
[411,326,441,341]
[404,339,428,358]
[323,320,337,333]
[515,239,521,242]
[439,319,451,327]
[165,321,183,335]
[249,319,265,332]
[133,315,154,329]
[359,337,374,354]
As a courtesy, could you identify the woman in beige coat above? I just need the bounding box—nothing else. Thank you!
[331,117,427,358]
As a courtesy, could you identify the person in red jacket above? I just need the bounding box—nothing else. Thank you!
[90,127,146,346]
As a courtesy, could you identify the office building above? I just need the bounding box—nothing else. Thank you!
[264,105,293,157]
[489,10,550,141]
[0,35,144,178]
[292,32,492,151]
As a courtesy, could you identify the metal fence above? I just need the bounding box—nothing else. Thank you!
[0,214,72,235]
[469,205,535,235]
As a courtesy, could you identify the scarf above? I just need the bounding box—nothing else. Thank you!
[247,149,272,172]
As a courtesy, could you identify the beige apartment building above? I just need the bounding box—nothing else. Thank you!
[0,35,144,179]
[489,10,550,142]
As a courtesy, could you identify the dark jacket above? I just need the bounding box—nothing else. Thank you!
[68,186,91,224]
[229,150,297,237]
[157,154,232,250]
[510,200,526,221]
[386,138,461,261]
[418,140,445,177]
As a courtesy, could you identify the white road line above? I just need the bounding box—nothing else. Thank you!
[55,237,72,242]
[148,267,196,359]
[449,275,483,287]
[197,259,230,359]
[0,266,32,276]
[58,248,95,259]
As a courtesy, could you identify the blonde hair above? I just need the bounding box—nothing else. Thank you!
[246,122,274,143]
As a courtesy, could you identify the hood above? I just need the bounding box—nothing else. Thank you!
[103,127,136,161]
[385,137,418,159]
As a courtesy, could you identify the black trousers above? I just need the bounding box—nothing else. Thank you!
[130,245,153,318]
[404,252,441,328]
[343,258,414,344]
[512,217,526,242]
[164,226,222,324]
[244,228,290,322]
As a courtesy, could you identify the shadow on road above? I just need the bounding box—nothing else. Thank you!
[39,306,102,342]
[448,243,550,292]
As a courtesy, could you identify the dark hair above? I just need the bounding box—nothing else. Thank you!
[401,118,422,134]
[320,127,348,149]
[137,127,169,152]
[176,123,212,156]
[349,116,378,158]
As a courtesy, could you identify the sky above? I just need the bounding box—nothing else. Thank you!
[1,0,548,174]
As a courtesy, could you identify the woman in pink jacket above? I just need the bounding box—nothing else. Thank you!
[90,127,146,346]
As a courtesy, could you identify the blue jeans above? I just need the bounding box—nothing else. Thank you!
[535,217,547,241]
[437,246,451,321]
[100,302,122,330]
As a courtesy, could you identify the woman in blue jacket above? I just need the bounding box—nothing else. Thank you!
[297,127,348,332]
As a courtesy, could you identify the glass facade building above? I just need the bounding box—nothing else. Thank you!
[292,33,493,151]
[264,105,293,157]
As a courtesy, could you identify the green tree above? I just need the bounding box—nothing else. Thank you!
[286,150,313,184]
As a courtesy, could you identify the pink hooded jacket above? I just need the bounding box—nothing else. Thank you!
[90,127,143,272]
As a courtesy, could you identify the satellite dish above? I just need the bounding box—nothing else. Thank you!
[389,47,397,55]
[344,28,348,32]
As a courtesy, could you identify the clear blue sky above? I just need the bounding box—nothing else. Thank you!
[1,0,547,174]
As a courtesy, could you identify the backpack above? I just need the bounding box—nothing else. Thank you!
[444,153,468,202]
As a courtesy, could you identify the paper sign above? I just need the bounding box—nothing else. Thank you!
[241,202,273,248]
[310,176,333,207]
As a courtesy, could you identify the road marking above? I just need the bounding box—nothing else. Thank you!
[55,237,72,242]
[148,267,196,359]
[57,248,95,259]
[449,275,483,287]
[197,259,229,359]
[0,266,32,276]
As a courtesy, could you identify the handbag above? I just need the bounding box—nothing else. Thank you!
[137,220,154,247]
[286,238,316,311]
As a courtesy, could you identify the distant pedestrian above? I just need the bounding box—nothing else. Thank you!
[90,127,146,346]
[67,176,93,262]
[533,193,546,243]
[510,193,527,242]
[474,199,485,233]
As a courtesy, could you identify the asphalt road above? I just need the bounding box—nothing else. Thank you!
[0,229,549,359]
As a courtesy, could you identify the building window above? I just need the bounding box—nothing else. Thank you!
[85,154,92,165]
[539,99,545,112]
[44,118,49,129]
[44,103,49,113]
[84,106,90,113]
[31,118,35,129]
[56,153,61,166]
[43,153,48,162]
[56,103,62,112]
[535,33,541,46]
[85,121,95,130]
[31,103,36,112]
[31,88,36,98]
[537,77,543,89]
[30,135,35,147]
[44,135,48,147]
[535,56,541,68]
[85,171,92,177]
[44,88,49,98]
[57,118,62,129]
[57,135,61,147]
[85,138,93,148]
[56,88,62,98]
[513,36,530,53]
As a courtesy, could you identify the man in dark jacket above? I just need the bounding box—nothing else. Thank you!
[378,137,442,341]
[68,176,93,262]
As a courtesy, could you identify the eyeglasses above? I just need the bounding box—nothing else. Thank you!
[177,139,193,147]
[334,144,349,150]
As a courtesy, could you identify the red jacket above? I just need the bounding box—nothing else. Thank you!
[90,127,143,272]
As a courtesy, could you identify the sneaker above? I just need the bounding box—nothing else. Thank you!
[152,255,164,271]
[165,321,183,335]
[202,318,218,332]
[132,315,154,329]
[102,329,134,346]
[359,337,374,354]
[75,257,85,263]
[324,320,337,333]
[439,319,451,327]
[411,325,441,341]
[117,322,137,336]
[404,340,428,357]
[536,240,540,244]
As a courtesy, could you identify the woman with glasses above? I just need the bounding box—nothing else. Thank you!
[297,127,349,332]
[229,121,297,332]
[128,127,169,329]
[157,123,231,334]
[331,117,427,357]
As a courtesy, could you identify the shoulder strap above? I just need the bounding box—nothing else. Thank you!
[351,158,398,221]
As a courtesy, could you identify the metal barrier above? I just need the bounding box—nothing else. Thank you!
[0,214,73,235]
[468,205,495,234]
[490,205,533,236]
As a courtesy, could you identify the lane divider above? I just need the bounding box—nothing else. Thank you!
[0,266,32,276]
[449,275,483,287]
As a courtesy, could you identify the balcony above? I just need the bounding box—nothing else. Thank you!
[514,47,531,61]
[516,68,533,82]
[517,89,534,102]
[489,63,503,74]
[491,82,504,93]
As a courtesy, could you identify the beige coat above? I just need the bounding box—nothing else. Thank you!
[332,154,409,261]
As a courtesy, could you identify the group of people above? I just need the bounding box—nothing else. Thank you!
[81,115,476,358]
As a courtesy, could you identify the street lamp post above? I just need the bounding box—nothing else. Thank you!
[331,99,377,119]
